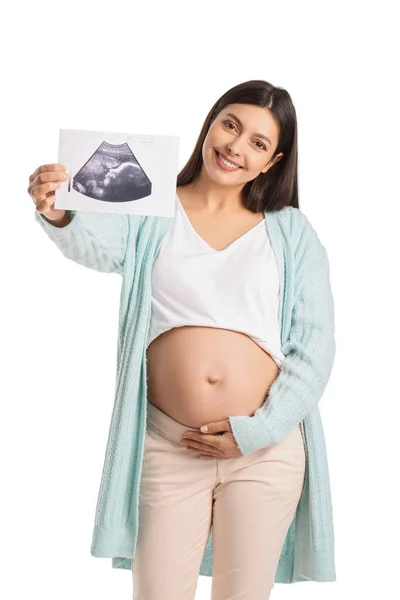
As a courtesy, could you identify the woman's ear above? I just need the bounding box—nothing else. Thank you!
[261,152,284,174]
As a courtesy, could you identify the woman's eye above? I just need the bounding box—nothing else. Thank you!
[224,121,236,130]
[255,141,267,150]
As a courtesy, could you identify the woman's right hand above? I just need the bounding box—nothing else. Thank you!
[28,163,70,222]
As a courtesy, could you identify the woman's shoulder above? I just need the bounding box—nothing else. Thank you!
[272,205,328,270]
[272,204,315,231]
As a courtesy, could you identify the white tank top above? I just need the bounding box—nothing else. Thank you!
[147,195,286,368]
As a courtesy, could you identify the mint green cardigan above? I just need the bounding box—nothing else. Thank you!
[34,203,336,584]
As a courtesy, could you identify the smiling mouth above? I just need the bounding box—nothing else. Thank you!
[215,150,243,169]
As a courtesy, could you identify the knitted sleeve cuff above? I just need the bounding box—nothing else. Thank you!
[228,411,274,456]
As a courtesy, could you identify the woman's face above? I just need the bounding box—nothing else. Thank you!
[202,103,284,186]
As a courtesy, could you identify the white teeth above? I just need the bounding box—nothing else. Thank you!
[218,152,240,168]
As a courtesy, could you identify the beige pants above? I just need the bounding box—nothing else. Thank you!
[132,400,306,600]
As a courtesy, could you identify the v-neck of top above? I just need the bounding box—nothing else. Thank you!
[175,194,266,253]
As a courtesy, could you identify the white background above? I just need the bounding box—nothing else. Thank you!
[2,1,399,598]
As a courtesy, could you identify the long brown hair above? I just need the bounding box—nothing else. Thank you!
[177,79,299,213]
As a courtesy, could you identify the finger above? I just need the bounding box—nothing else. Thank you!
[28,168,68,199]
[195,433,223,446]
[185,438,220,451]
[29,169,68,191]
[35,194,57,213]
[30,181,62,205]
[29,163,67,184]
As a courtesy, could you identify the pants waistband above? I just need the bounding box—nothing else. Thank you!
[146,400,201,443]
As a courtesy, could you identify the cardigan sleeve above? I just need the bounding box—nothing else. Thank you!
[34,209,129,275]
[228,246,336,456]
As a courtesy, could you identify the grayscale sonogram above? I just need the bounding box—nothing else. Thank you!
[72,141,152,202]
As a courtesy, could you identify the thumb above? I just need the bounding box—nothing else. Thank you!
[200,419,230,434]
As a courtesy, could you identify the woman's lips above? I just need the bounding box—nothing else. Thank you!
[214,149,243,171]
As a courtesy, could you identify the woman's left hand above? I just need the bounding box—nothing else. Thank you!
[180,418,243,459]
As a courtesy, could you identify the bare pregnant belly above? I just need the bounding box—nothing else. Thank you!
[146,326,281,428]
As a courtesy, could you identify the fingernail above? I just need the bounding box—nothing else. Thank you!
[200,426,208,433]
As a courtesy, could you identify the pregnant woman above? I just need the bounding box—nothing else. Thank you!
[29,79,336,599]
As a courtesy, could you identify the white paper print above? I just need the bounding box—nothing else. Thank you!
[55,128,180,217]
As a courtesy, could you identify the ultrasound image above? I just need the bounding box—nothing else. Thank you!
[72,141,152,202]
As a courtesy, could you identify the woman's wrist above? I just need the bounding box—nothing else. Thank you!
[44,212,71,228]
